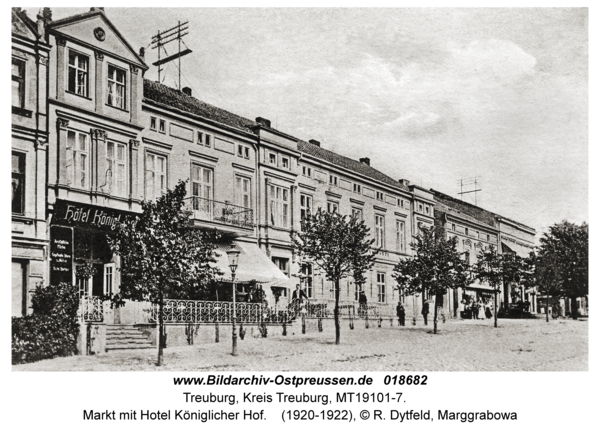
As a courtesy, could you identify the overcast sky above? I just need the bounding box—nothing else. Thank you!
[30,7,588,237]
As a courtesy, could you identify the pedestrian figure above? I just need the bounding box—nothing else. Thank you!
[469,298,476,320]
[359,290,368,317]
[459,299,466,319]
[396,302,405,326]
[477,298,486,320]
[485,299,493,319]
[290,284,308,317]
[552,303,559,320]
[422,300,430,325]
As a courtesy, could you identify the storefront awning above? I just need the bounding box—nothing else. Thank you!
[501,241,534,259]
[213,241,289,284]
[465,283,500,293]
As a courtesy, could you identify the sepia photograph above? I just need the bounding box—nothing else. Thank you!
[10,5,588,376]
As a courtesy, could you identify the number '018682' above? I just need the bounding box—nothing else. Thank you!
[384,375,427,385]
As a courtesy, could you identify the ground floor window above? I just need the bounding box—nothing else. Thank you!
[377,272,386,303]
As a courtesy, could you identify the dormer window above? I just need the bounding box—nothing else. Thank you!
[68,51,89,97]
[107,65,126,109]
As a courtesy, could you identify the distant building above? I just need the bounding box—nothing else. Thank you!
[11,9,51,316]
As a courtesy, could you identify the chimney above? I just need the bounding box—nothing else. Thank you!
[139,47,145,60]
[359,157,370,166]
[399,179,410,186]
[255,117,271,128]
[90,7,105,13]
[182,87,192,97]
[309,139,321,147]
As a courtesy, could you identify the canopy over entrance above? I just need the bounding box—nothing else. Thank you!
[501,241,534,259]
[214,241,289,284]
[465,283,500,293]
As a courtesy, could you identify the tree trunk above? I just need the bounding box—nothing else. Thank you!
[158,297,164,366]
[546,292,549,323]
[334,279,340,345]
[494,289,498,328]
[433,296,438,334]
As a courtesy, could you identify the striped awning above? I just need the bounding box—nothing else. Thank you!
[213,241,289,284]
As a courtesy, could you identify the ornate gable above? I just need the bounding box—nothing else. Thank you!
[12,10,37,40]
[50,11,147,69]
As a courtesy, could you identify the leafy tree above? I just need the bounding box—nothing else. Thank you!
[291,208,377,345]
[108,181,221,365]
[394,226,470,334]
[538,221,588,319]
[473,245,505,327]
[525,251,563,322]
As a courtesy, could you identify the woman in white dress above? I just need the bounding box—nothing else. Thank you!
[477,298,486,319]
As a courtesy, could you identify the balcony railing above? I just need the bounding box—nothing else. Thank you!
[185,197,254,229]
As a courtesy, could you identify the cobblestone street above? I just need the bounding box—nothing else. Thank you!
[13,317,587,372]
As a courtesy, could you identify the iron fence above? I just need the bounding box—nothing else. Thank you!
[80,295,103,322]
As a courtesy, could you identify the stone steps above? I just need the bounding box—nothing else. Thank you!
[106,325,154,351]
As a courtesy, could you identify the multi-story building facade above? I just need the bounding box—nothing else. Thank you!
[44,8,148,320]
[11,9,51,316]
[432,190,537,315]
[14,7,544,332]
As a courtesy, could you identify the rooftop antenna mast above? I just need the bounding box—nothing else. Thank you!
[457,176,482,206]
[151,20,192,90]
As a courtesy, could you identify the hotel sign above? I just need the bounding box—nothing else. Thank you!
[53,199,137,231]
[50,225,73,285]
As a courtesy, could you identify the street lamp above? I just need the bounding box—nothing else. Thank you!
[226,245,241,356]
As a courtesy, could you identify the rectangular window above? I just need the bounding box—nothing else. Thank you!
[375,214,385,248]
[205,134,212,147]
[301,263,313,298]
[107,65,126,109]
[352,207,362,220]
[150,117,157,130]
[235,176,251,209]
[376,191,384,201]
[281,157,290,169]
[425,206,430,214]
[272,258,289,297]
[67,130,89,189]
[300,194,312,222]
[159,119,166,133]
[452,223,456,231]
[269,152,277,165]
[487,234,490,242]
[191,165,213,218]
[327,201,339,213]
[237,145,244,157]
[244,147,250,159]
[302,165,312,177]
[353,183,361,194]
[418,203,423,213]
[104,263,115,295]
[197,131,203,144]
[12,152,25,214]
[397,198,403,207]
[68,51,89,97]
[269,185,289,228]
[377,272,386,303]
[465,227,469,236]
[329,174,338,186]
[106,141,127,197]
[145,153,167,200]
[12,58,25,108]
[396,220,405,252]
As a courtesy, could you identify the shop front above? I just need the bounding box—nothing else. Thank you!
[50,199,139,323]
